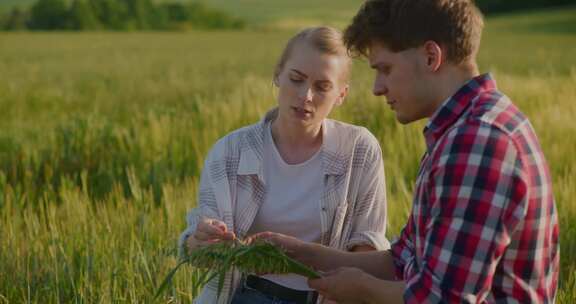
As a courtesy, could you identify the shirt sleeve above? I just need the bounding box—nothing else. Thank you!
[403,124,528,303]
[345,130,390,251]
[178,152,221,257]
[390,215,416,281]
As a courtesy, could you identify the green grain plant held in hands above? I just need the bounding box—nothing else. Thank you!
[155,238,320,300]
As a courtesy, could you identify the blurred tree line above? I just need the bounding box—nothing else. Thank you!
[477,0,576,14]
[1,0,245,31]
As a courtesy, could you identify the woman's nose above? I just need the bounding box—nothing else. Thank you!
[299,86,313,102]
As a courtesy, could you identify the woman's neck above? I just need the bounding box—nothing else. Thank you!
[270,117,323,164]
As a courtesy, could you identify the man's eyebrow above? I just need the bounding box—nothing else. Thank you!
[370,62,390,70]
[369,61,383,69]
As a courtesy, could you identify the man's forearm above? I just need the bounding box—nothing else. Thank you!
[362,276,405,304]
[298,243,397,280]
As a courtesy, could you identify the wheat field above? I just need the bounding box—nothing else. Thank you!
[0,5,575,303]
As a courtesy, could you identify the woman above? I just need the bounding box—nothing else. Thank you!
[179,26,389,304]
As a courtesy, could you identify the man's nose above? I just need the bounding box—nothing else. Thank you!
[373,81,388,96]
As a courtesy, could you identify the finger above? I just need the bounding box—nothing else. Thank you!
[194,229,225,241]
[248,232,280,245]
[221,231,236,241]
[208,219,228,232]
[198,222,227,237]
[198,218,228,234]
[185,234,197,250]
[195,238,223,248]
[308,277,328,291]
[249,231,273,240]
[244,235,254,244]
[261,232,289,245]
[318,269,338,276]
[316,289,329,299]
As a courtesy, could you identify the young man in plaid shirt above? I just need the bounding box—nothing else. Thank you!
[254,0,560,302]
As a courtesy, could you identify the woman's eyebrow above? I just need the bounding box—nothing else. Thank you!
[315,79,333,85]
[290,69,307,78]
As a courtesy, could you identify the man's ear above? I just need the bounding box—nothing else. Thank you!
[422,40,443,72]
[336,84,349,106]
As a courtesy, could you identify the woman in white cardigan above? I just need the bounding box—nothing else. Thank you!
[180,26,389,304]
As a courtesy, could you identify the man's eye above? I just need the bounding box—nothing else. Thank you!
[290,78,303,83]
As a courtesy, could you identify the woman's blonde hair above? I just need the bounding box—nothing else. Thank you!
[274,26,351,84]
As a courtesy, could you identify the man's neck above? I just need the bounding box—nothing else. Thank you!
[428,63,480,116]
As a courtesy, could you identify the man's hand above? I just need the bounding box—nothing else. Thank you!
[309,267,406,304]
[308,267,373,304]
[186,218,236,253]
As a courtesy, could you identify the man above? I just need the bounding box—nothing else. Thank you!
[254,0,559,302]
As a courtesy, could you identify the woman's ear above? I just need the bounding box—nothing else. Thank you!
[273,75,280,87]
[336,84,349,106]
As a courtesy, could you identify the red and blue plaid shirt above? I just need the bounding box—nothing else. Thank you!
[390,74,559,303]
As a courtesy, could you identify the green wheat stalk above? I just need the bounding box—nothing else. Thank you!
[154,240,321,300]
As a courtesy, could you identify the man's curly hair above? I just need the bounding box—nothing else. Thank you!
[344,0,484,64]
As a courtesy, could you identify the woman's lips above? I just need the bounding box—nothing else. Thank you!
[292,106,313,114]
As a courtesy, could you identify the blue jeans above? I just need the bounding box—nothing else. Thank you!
[231,286,300,304]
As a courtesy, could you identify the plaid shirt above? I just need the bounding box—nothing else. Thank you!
[180,108,389,304]
[390,74,559,303]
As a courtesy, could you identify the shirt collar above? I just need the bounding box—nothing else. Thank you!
[424,73,497,152]
[237,108,346,180]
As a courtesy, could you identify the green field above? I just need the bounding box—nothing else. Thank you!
[1,4,575,303]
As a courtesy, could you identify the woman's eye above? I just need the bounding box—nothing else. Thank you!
[290,77,303,83]
[317,84,332,92]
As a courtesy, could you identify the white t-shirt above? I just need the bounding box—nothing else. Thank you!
[247,122,323,291]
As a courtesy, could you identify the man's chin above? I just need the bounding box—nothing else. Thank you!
[396,114,413,125]
[396,112,424,125]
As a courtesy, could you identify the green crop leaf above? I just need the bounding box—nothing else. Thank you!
[154,240,321,300]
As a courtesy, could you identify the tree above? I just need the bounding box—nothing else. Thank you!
[28,0,69,30]
[68,0,101,30]
[3,8,29,30]
[2,0,245,31]
[124,0,154,29]
[89,0,129,30]
[477,0,576,14]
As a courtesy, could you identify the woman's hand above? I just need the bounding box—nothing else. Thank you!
[186,218,236,253]
[247,231,307,260]
[248,231,357,273]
